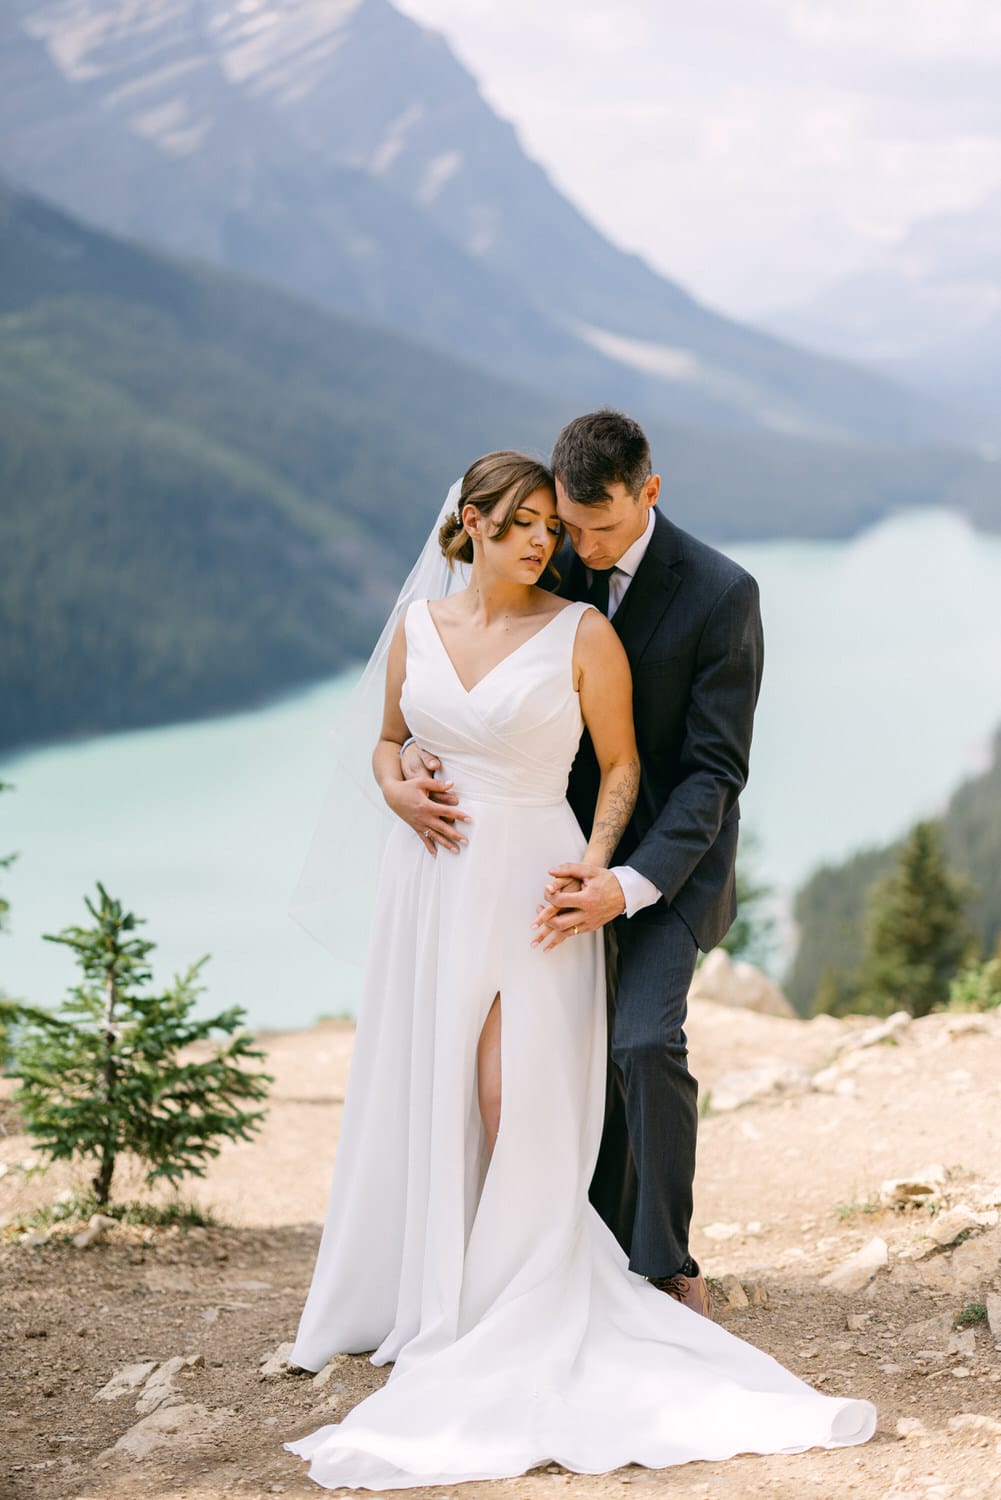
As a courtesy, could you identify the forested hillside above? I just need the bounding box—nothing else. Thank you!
[0,181,565,750]
[4,181,1001,753]
[787,730,1001,1014]
[1,0,973,447]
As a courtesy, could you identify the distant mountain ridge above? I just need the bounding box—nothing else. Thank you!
[5,177,1001,753]
[767,187,1001,424]
[0,0,966,447]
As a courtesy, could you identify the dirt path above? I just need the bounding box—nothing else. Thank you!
[3,1003,1001,1500]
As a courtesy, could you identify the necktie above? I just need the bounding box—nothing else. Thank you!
[587,567,615,615]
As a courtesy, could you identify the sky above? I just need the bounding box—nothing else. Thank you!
[394,0,1001,318]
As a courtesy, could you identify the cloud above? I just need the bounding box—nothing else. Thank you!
[393,0,1001,314]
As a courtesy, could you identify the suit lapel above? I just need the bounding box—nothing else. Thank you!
[611,510,683,660]
[558,545,589,603]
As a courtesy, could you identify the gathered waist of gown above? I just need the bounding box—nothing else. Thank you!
[432,767,570,810]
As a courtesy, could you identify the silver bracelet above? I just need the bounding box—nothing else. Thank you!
[399,736,416,759]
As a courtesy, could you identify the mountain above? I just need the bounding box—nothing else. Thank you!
[5,178,1001,754]
[0,0,966,448]
[786,730,1001,1015]
[0,176,565,751]
[767,188,1001,425]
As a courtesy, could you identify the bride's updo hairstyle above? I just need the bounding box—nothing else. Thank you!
[439,451,557,569]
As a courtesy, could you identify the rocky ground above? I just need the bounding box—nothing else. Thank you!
[3,1002,1001,1500]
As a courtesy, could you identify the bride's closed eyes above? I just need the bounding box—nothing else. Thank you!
[511,517,562,536]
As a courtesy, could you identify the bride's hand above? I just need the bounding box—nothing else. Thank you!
[383,774,472,857]
[531,874,581,951]
[532,864,626,949]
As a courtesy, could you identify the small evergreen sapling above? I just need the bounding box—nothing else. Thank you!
[14,883,272,1208]
[858,821,977,1018]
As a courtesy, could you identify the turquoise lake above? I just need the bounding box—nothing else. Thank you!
[3,508,1001,1029]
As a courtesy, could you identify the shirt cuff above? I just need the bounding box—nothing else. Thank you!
[611,865,662,918]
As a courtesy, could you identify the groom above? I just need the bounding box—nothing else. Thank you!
[404,410,763,1318]
[537,409,763,1317]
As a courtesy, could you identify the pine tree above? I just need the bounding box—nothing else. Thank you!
[857,821,977,1018]
[12,884,271,1207]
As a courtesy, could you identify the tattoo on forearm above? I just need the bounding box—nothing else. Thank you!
[591,759,640,863]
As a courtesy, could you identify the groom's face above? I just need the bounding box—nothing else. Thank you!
[555,475,660,571]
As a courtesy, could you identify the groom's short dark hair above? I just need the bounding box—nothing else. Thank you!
[551,410,651,505]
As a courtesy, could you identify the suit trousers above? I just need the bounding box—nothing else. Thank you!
[588,905,700,1280]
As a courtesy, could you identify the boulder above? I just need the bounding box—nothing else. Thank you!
[72,1213,118,1250]
[94,1362,158,1402]
[896,1417,928,1440]
[689,950,795,1017]
[716,1275,749,1309]
[986,1292,1001,1346]
[820,1237,888,1294]
[312,1355,349,1390]
[135,1354,203,1415]
[708,1062,810,1113]
[835,1011,911,1054]
[259,1342,298,1380]
[928,1206,984,1248]
[108,1401,227,1459]
[879,1166,946,1208]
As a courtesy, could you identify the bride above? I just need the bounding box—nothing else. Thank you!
[285,451,876,1490]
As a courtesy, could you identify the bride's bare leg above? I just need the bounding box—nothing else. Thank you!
[477,993,502,1155]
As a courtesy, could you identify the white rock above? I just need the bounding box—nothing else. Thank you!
[948,1412,1001,1436]
[716,1275,749,1309]
[708,1062,810,1113]
[900,1312,958,1347]
[879,1166,946,1208]
[896,1416,928,1440]
[689,950,795,1017]
[928,1206,981,1248]
[986,1292,1001,1345]
[820,1237,888,1294]
[701,1221,742,1241]
[135,1354,204,1415]
[72,1213,117,1249]
[837,1011,911,1053]
[259,1342,298,1380]
[94,1362,158,1402]
[109,1401,226,1459]
[944,1015,990,1038]
[311,1356,348,1390]
[947,1328,977,1358]
[19,1229,49,1247]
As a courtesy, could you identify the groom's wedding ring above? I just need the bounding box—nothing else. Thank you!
[573,925,579,937]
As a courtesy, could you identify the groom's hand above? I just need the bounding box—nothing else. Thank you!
[389,742,471,856]
[400,743,462,809]
[531,864,626,950]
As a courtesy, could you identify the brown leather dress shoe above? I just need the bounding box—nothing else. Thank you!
[647,1271,714,1320]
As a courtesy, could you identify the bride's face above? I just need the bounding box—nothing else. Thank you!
[470,486,562,584]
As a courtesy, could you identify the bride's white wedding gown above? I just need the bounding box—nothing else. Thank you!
[286,599,875,1489]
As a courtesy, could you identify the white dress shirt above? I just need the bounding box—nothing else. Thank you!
[588,509,664,920]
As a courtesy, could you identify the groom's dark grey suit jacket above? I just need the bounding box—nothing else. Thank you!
[560,509,764,953]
